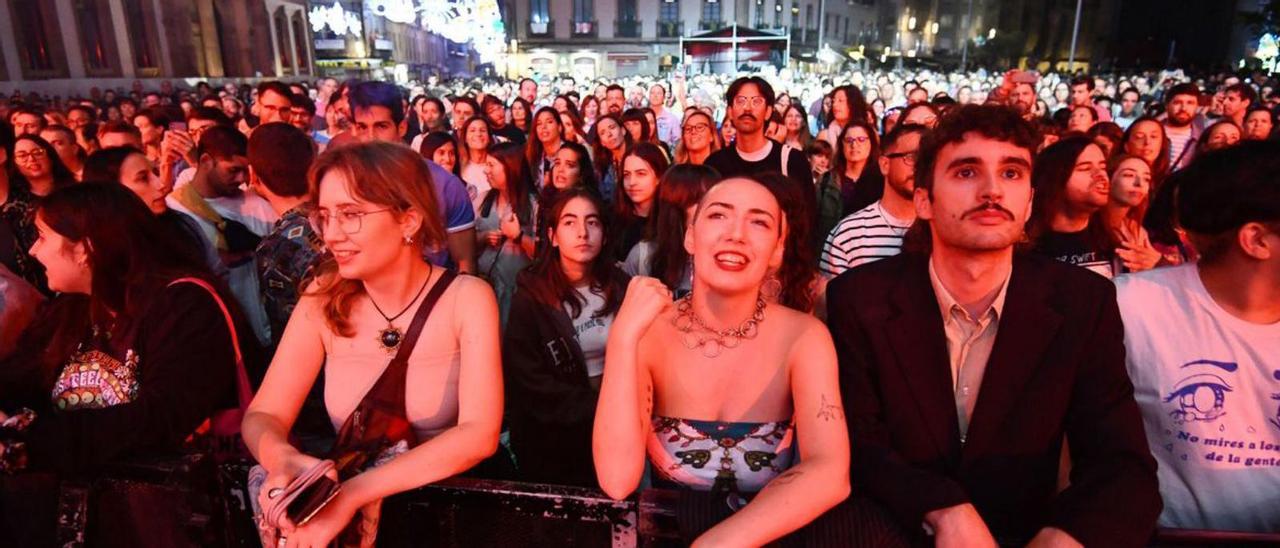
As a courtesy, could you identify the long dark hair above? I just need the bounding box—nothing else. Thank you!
[510,97,534,132]
[12,134,76,191]
[830,85,871,127]
[519,188,625,319]
[615,142,670,222]
[548,141,598,191]
[1028,136,1115,251]
[832,120,882,182]
[526,107,564,173]
[753,173,817,312]
[589,113,631,183]
[419,131,460,176]
[621,108,650,143]
[81,145,144,184]
[536,141,601,242]
[1121,116,1171,182]
[480,141,535,227]
[648,164,719,289]
[33,183,231,376]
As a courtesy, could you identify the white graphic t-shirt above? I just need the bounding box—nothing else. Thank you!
[1116,264,1280,532]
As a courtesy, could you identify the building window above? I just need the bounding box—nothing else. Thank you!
[805,4,813,28]
[660,0,679,22]
[573,0,592,22]
[618,0,637,21]
[11,1,55,71]
[292,12,309,74]
[702,0,721,23]
[274,8,292,73]
[616,0,639,37]
[658,0,680,37]
[530,0,549,23]
[73,0,111,70]
[573,0,594,34]
[122,0,159,69]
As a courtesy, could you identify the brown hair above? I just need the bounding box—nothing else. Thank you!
[306,142,446,336]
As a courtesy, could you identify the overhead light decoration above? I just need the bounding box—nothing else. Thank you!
[367,0,419,24]
[310,2,363,38]
[420,0,506,63]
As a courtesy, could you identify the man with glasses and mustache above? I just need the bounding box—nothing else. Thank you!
[705,77,814,208]
[820,124,927,278]
[828,105,1160,548]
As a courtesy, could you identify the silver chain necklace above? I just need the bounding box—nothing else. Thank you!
[671,292,766,358]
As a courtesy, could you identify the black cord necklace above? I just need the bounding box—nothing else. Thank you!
[368,264,433,353]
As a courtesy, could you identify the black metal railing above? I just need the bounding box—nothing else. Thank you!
[657,20,683,38]
[699,19,725,31]
[615,19,641,38]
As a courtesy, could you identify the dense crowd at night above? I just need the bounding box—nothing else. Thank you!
[0,65,1277,546]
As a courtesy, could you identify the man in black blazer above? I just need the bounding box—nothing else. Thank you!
[827,105,1160,547]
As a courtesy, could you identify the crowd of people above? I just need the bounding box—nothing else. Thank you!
[0,64,1276,546]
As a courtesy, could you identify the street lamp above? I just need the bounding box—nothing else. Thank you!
[908,16,917,31]
[989,28,997,39]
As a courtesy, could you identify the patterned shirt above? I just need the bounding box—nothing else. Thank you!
[1,186,43,291]
[254,206,324,346]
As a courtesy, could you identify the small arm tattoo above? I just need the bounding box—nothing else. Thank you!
[817,394,844,422]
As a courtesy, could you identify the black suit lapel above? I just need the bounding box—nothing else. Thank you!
[963,256,1064,459]
[882,258,962,457]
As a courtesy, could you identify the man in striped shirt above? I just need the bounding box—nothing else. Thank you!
[820,124,928,278]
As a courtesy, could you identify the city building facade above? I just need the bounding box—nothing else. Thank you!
[503,0,883,78]
[0,0,314,94]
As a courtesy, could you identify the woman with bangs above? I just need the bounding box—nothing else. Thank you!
[673,110,720,166]
[612,142,670,262]
[242,142,502,546]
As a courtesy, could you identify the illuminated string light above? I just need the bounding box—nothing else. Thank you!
[310,1,363,38]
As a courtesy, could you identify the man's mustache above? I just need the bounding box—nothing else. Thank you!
[962,202,1015,220]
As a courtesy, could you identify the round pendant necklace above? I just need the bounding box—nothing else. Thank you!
[368,265,433,353]
[672,292,766,358]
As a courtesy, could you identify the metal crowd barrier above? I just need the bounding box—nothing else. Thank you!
[46,456,1280,547]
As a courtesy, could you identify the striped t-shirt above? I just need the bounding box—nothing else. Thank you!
[819,201,912,278]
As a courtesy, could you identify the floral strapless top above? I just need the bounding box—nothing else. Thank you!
[51,347,140,410]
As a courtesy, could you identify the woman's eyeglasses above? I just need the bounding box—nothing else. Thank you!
[309,208,394,237]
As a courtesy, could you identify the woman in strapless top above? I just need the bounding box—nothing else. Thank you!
[242,143,503,546]
[594,176,851,546]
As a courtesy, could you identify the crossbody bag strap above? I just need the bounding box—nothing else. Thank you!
[168,277,251,407]
[329,269,457,471]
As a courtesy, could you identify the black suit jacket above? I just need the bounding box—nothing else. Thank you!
[827,252,1160,547]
